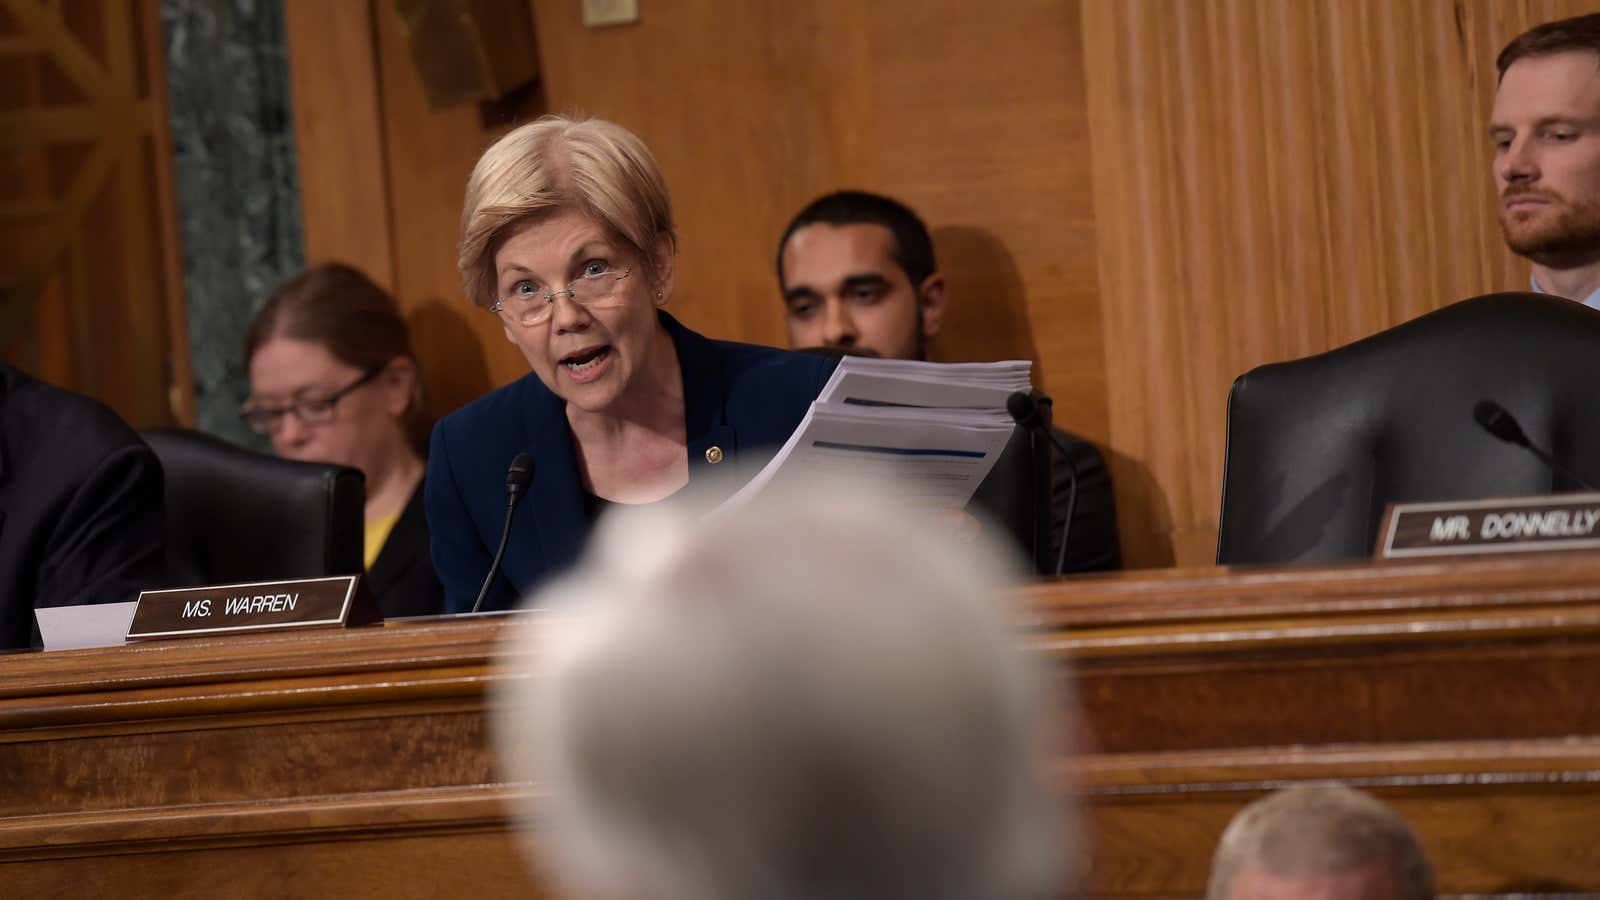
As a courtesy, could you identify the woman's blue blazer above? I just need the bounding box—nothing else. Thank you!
[425,312,835,612]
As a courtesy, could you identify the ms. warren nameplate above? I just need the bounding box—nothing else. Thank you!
[1377,492,1600,559]
[127,576,359,640]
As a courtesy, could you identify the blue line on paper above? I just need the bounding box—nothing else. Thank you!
[811,440,985,459]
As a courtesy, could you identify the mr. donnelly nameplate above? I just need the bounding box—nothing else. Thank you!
[127,575,360,640]
[1376,492,1600,559]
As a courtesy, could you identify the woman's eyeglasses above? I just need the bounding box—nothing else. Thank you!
[240,367,382,434]
[491,266,633,328]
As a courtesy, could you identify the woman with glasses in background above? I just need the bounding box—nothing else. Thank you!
[428,115,835,613]
[242,263,444,617]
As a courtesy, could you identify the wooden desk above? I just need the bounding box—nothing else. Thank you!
[1025,552,1600,753]
[3,553,1599,896]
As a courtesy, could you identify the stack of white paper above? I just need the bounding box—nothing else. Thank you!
[718,357,1031,511]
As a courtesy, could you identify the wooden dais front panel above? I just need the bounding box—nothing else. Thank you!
[2,554,1600,895]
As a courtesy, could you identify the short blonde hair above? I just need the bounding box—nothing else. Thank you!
[457,115,676,308]
[1207,785,1434,900]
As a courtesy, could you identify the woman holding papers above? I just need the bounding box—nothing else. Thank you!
[426,116,834,613]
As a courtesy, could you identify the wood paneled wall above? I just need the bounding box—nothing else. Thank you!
[1083,0,1595,565]
[1,0,189,428]
[287,0,1591,568]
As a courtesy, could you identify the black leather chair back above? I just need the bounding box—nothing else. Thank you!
[1218,292,1600,565]
[143,428,365,586]
[969,424,1053,573]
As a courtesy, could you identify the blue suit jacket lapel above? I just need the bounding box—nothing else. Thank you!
[519,383,588,580]
[666,313,737,472]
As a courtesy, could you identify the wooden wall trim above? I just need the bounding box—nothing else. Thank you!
[0,616,505,699]
[4,0,187,427]
[1025,551,1600,631]
[1076,735,1600,791]
[6,552,1600,703]
[282,0,396,288]
[140,0,194,425]
[0,785,513,859]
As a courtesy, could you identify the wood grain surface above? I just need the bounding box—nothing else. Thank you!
[1,0,190,427]
[1078,736,1600,896]
[1082,0,1599,567]
[2,557,1600,894]
[281,1,1600,571]
[283,0,1109,469]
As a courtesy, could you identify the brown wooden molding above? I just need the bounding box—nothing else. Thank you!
[1076,736,1600,793]
[0,616,524,700]
[1024,552,1600,649]
[0,784,519,860]
[0,559,1598,894]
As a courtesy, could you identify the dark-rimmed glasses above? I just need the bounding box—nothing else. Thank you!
[240,367,382,435]
[491,265,633,328]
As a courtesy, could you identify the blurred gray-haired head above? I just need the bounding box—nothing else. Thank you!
[494,482,1076,900]
[1206,784,1435,900]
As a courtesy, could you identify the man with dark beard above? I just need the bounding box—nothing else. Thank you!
[776,191,1122,573]
[1491,13,1600,306]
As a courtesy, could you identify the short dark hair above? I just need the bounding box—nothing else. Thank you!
[776,190,937,289]
[245,262,432,456]
[1497,13,1600,81]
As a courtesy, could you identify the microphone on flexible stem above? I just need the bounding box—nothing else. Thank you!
[1007,390,1078,577]
[1472,399,1599,492]
[472,452,535,614]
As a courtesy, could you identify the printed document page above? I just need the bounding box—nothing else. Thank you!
[717,356,1030,514]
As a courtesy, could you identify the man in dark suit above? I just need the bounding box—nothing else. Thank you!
[775,191,1121,572]
[0,365,166,649]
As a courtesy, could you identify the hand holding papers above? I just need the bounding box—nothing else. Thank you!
[719,357,1031,511]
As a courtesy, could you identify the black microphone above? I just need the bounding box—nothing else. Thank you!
[1473,399,1598,491]
[1006,390,1078,577]
[472,452,535,614]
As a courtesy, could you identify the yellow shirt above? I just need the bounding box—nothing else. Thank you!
[364,512,400,570]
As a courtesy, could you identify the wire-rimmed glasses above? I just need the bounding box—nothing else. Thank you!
[491,266,633,327]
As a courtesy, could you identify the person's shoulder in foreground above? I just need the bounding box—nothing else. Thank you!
[495,477,1077,900]
[0,365,165,649]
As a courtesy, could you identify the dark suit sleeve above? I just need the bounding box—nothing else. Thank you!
[36,441,166,610]
[426,421,497,614]
[1050,429,1121,573]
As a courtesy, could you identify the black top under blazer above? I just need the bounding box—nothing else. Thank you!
[367,483,445,618]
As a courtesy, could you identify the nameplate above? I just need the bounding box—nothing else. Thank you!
[127,576,362,641]
[1376,493,1600,559]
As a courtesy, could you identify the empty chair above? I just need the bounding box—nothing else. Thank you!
[1217,292,1600,565]
[143,428,364,586]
